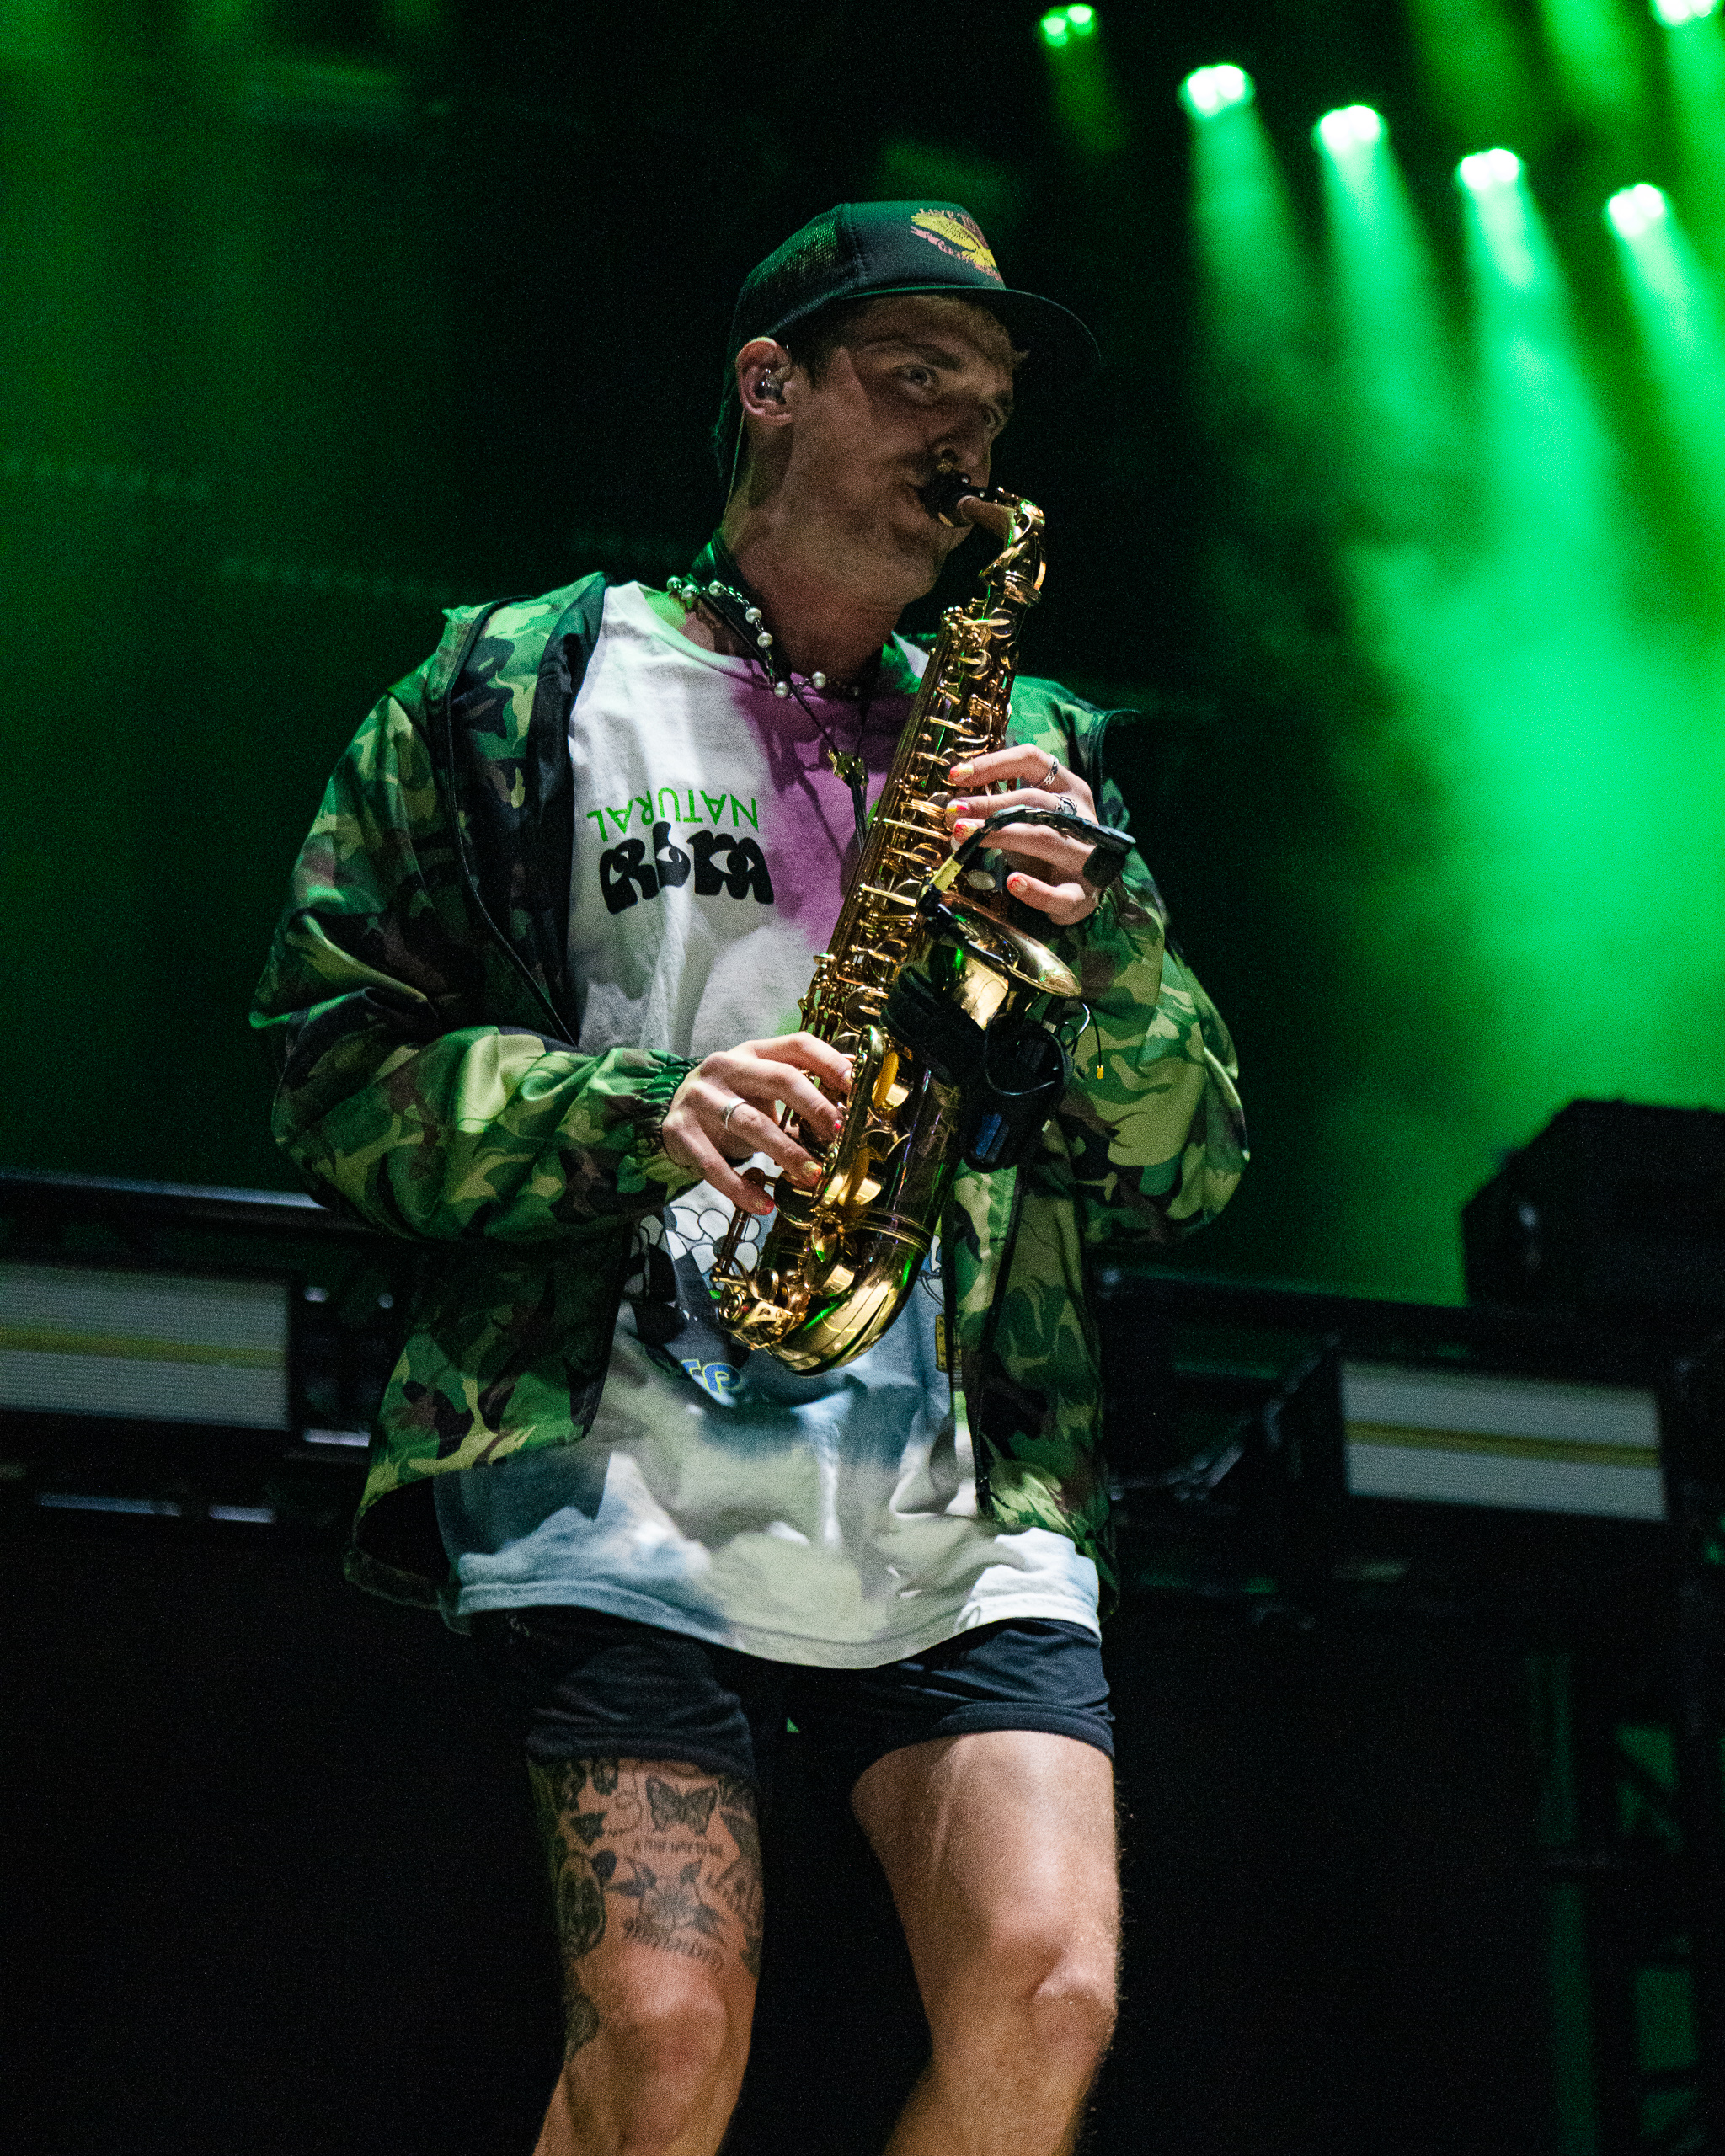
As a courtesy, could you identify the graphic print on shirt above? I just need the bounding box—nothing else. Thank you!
[589,791,775,916]
[599,821,774,915]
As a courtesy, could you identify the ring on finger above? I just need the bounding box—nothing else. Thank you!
[1055,795,1078,817]
[721,1098,746,1134]
[1043,750,1061,787]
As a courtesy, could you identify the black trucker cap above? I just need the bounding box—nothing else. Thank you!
[715,200,1100,476]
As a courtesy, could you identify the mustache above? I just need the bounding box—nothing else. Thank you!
[916,464,1003,528]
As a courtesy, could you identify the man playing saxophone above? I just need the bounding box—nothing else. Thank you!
[254,201,1245,2156]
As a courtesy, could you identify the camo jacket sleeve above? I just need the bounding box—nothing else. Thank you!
[1010,678,1247,1244]
[250,649,698,1242]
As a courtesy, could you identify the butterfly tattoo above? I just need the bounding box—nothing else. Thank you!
[646,1777,719,1833]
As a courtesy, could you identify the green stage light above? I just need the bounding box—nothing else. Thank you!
[1039,2,1127,155]
[1316,104,1385,157]
[1457,151,1542,288]
[1457,147,1525,190]
[1653,0,1718,23]
[1188,24,1725,1299]
[1316,88,1455,515]
[1605,182,1669,237]
[1181,64,1254,120]
[1605,185,1725,552]
[1040,6,1101,45]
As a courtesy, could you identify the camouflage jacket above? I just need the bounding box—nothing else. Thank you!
[252,574,1246,1612]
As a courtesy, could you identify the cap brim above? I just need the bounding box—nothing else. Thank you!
[720,283,1101,490]
[768,281,1101,380]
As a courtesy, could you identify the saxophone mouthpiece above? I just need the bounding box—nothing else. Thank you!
[918,466,985,528]
[919,467,1017,540]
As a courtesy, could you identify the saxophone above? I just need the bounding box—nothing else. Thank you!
[709,468,1083,1373]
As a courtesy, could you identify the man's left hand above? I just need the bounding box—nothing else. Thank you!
[945,744,1103,927]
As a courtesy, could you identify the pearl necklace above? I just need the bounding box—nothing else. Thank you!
[665,555,880,842]
[664,572,867,700]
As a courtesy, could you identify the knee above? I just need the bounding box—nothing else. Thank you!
[935,1925,1118,2090]
[1031,1947,1118,2080]
[607,1975,734,2075]
[565,1985,740,2155]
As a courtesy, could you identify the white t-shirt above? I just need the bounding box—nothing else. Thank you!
[435,581,1099,1663]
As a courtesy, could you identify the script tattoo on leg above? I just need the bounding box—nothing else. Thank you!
[533,1758,767,2017]
[615,1766,764,1980]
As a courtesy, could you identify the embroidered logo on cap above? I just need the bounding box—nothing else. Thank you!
[909,209,1003,283]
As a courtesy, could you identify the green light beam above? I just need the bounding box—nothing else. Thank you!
[1315,105,1459,517]
[1457,148,1614,562]
[1534,0,1650,134]
[1183,68,1310,403]
[1605,184,1725,550]
[1656,6,1725,256]
[1039,5,1128,157]
[1405,0,1547,152]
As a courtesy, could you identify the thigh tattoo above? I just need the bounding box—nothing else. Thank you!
[531,1758,765,2057]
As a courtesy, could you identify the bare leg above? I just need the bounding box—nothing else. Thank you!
[529,1756,762,2156]
[852,1731,1119,2156]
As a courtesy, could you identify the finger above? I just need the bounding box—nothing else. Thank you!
[694,1054,836,1139]
[945,784,1099,827]
[948,746,1065,789]
[664,1120,778,1214]
[761,1032,853,1091]
[726,1060,844,1140]
[953,819,1096,878]
[1002,868,1097,925]
[717,1097,825,1186]
[945,787,1058,821]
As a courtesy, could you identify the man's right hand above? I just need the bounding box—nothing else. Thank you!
[661,1033,851,1216]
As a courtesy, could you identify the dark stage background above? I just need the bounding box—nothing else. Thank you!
[3,1511,1556,2156]
[5,3,1723,2153]
[12,0,1721,1303]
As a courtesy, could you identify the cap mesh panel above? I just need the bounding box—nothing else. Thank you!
[735,208,846,348]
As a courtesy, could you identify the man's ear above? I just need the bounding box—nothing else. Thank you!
[735,338,796,428]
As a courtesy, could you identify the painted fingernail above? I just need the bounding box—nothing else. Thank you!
[796,1161,822,1187]
[1009,873,1028,891]
[953,818,980,841]
[948,762,975,782]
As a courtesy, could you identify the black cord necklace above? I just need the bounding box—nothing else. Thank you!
[668,531,880,846]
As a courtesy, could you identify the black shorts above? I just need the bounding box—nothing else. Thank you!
[472,1606,1112,1806]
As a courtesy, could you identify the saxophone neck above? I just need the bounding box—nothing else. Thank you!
[917,467,1046,621]
[975,493,1046,616]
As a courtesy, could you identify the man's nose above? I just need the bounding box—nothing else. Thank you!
[934,402,995,478]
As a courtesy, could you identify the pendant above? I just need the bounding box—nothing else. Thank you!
[827,749,870,845]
